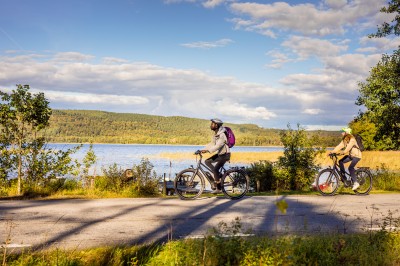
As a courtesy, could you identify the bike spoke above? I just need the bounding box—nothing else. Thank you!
[354,169,372,195]
[174,169,204,200]
[222,170,249,199]
[316,169,339,196]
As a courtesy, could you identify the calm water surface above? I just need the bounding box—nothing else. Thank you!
[49,144,283,177]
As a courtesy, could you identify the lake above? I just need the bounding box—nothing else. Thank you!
[48,144,283,179]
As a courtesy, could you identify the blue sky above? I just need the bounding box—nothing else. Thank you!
[0,0,398,130]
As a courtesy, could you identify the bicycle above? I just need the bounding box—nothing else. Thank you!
[316,153,373,196]
[174,150,250,200]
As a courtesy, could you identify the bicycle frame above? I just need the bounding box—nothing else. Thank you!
[191,153,226,185]
[329,154,350,181]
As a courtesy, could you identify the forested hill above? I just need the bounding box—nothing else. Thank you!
[45,110,339,146]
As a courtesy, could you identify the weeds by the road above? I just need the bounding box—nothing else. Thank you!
[2,214,400,266]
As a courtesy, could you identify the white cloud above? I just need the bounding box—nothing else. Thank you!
[282,36,348,60]
[215,99,276,120]
[0,51,368,129]
[181,38,233,49]
[303,108,323,115]
[266,50,293,69]
[52,52,95,62]
[358,36,400,53]
[202,0,226,8]
[323,0,347,10]
[44,90,149,105]
[229,0,388,37]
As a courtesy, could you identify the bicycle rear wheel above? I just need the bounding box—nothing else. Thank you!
[354,168,372,195]
[221,168,249,199]
[316,169,340,196]
[174,169,205,200]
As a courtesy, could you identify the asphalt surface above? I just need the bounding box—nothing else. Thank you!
[1,194,399,251]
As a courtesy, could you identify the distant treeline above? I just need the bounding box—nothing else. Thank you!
[44,110,339,146]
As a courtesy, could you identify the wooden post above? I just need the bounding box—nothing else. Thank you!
[163,173,167,195]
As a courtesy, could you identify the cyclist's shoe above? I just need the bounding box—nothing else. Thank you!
[352,181,360,191]
[211,189,222,194]
[216,182,222,190]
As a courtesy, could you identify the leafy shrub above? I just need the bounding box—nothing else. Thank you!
[130,158,160,196]
[278,124,325,191]
[373,163,400,191]
[246,160,274,192]
[96,163,125,192]
[62,179,81,191]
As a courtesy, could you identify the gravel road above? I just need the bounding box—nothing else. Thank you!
[1,194,399,251]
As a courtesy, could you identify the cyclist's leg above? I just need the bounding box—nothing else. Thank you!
[213,153,231,189]
[206,153,230,190]
[348,157,361,183]
[205,154,219,184]
[339,156,351,177]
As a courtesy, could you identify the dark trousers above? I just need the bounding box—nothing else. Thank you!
[205,153,231,183]
[339,155,361,183]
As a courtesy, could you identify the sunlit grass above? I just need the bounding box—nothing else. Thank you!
[316,151,400,170]
[158,150,400,170]
[158,151,283,163]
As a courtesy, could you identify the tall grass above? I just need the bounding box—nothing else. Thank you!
[3,231,400,265]
[160,150,400,171]
[316,151,400,170]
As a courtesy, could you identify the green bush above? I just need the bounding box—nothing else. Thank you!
[278,124,325,191]
[246,160,275,192]
[130,158,160,196]
[95,163,125,192]
[373,164,400,191]
[62,179,81,191]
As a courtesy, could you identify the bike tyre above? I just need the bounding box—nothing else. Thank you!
[221,169,249,199]
[174,168,205,200]
[354,168,372,195]
[316,168,340,196]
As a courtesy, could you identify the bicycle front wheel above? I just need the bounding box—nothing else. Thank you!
[221,169,249,199]
[174,169,205,200]
[316,169,340,196]
[354,168,372,195]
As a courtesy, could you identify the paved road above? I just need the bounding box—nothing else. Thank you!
[1,194,399,251]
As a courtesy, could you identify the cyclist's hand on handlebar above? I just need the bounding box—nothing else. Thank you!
[194,150,201,155]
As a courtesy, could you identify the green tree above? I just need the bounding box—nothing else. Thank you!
[356,0,400,150]
[356,51,400,150]
[0,84,52,194]
[24,140,82,187]
[349,116,393,150]
[368,0,400,38]
[82,143,97,188]
[278,124,325,191]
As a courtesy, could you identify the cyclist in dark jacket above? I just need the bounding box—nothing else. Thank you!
[200,118,231,194]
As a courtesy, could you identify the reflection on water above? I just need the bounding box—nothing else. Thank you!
[44,144,284,178]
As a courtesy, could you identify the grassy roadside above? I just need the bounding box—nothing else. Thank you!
[159,150,400,171]
[3,226,400,265]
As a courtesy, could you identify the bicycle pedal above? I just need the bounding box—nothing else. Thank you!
[343,181,351,187]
